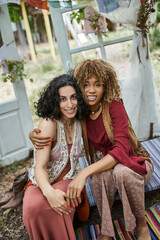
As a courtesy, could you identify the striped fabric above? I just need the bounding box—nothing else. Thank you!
[141,138,160,192]
[78,137,160,206]
[75,204,160,240]
[75,224,101,240]
[79,157,96,206]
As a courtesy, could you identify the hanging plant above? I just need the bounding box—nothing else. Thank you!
[70,6,107,35]
[86,11,104,32]
[0,58,33,83]
[84,6,107,34]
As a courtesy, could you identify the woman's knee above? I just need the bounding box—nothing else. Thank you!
[113,164,144,187]
[113,164,128,177]
[113,164,133,187]
[23,187,46,223]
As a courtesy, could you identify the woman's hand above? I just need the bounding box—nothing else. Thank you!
[46,188,73,215]
[66,171,87,208]
[29,129,51,150]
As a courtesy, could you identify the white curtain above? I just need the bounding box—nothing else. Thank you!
[99,0,159,140]
[74,0,160,140]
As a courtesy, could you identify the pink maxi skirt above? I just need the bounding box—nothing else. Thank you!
[23,179,76,240]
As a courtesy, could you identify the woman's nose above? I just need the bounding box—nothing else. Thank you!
[89,85,95,93]
[67,99,73,107]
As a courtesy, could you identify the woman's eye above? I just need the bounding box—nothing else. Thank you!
[72,95,77,100]
[95,83,102,87]
[84,83,89,87]
[60,97,66,102]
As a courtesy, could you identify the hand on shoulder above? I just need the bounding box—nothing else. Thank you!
[29,118,57,149]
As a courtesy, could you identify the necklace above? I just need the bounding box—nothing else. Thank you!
[61,119,74,128]
[90,103,102,115]
[61,119,74,144]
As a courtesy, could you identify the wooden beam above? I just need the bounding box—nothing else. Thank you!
[20,1,36,63]
[43,10,56,61]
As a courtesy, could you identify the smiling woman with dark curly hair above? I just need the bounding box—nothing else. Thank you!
[23,74,88,240]
[35,74,87,120]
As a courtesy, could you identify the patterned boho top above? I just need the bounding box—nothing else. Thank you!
[30,119,82,185]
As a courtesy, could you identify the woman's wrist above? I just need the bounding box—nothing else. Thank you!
[42,185,55,198]
[80,167,90,180]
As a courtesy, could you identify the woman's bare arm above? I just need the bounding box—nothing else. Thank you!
[66,154,117,206]
[35,119,72,215]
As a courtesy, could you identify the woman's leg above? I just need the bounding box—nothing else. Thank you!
[113,161,153,239]
[91,170,117,238]
[23,179,76,240]
[136,160,153,240]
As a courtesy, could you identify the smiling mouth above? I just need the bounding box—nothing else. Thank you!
[87,95,97,101]
[65,107,76,113]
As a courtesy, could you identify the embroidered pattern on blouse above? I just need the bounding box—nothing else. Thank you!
[30,119,82,185]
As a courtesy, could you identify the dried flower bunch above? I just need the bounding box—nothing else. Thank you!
[136,0,158,52]
[85,11,102,32]
[136,0,158,58]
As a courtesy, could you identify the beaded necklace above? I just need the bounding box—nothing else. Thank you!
[90,103,102,115]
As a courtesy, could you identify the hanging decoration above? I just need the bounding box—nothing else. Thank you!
[136,0,157,58]
[23,0,49,10]
[84,6,107,34]
[140,0,148,3]
[96,0,120,13]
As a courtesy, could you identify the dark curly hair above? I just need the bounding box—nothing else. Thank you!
[35,74,88,120]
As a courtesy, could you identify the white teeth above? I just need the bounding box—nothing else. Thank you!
[66,109,74,113]
[87,96,96,100]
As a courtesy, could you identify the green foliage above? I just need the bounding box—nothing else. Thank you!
[157,0,160,23]
[150,26,160,51]
[8,3,21,22]
[70,8,85,24]
[149,1,160,50]
[0,58,33,83]
[41,60,55,72]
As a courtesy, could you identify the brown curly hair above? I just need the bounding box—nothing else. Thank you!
[73,59,121,103]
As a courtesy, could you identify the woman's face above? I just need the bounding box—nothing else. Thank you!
[59,85,78,121]
[84,76,104,108]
